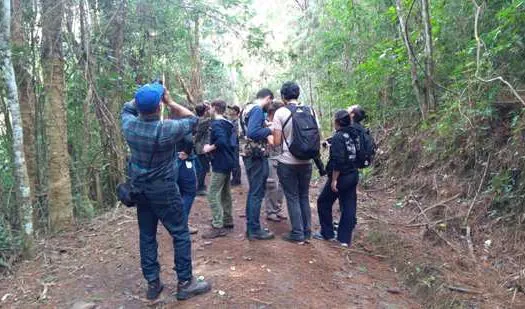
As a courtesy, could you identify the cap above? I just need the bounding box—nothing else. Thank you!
[134,83,164,114]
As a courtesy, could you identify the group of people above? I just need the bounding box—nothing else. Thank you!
[121,80,372,301]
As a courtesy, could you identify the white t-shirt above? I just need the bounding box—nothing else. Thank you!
[272,103,319,165]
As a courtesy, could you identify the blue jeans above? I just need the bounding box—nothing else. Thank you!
[177,158,197,220]
[196,154,210,192]
[136,180,192,283]
[317,172,359,244]
[277,162,313,241]
[244,156,269,234]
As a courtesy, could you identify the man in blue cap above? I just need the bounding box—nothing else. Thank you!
[121,82,211,301]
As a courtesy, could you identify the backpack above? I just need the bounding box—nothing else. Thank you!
[351,123,376,169]
[282,105,321,160]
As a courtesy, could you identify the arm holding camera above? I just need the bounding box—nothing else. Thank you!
[163,88,194,118]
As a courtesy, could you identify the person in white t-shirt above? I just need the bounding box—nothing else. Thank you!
[271,81,320,244]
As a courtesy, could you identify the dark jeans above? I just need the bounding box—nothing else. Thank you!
[277,163,313,240]
[231,161,242,185]
[244,156,269,234]
[137,181,192,283]
[317,172,359,244]
[196,154,210,191]
[177,158,197,220]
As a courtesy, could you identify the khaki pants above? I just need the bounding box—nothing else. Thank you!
[208,172,233,228]
[264,160,284,216]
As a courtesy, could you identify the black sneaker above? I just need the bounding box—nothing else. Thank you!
[176,277,212,300]
[247,229,275,241]
[202,227,227,239]
[282,233,305,245]
[146,279,164,300]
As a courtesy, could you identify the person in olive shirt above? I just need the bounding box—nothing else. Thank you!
[314,110,360,247]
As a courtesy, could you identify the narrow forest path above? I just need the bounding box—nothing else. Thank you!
[0,182,420,309]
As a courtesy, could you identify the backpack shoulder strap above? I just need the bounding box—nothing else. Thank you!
[281,105,298,148]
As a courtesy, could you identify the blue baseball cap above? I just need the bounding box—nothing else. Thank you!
[134,83,164,114]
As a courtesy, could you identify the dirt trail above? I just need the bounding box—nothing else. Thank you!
[0,184,420,309]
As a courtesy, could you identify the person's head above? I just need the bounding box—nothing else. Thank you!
[348,104,366,123]
[195,103,209,117]
[280,81,300,103]
[228,105,241,119]
[210,99,227,117]
[134,83,165,115]
[256,88,274,109]
[334,110,351,130]
[267,100,284,121]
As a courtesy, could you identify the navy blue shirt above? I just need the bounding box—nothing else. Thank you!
[210,118,237,174]
[246,105,271,142]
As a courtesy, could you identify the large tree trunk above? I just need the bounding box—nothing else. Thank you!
[41,0,74,231]
[1,0,34,245]
[11,0,37,206]
[395,0,426,119]
[421,0,436,112]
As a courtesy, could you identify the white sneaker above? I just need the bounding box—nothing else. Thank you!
[340,242,349,248]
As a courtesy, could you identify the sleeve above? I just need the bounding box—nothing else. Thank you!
[211,122,229,150]
[247,107,271,141]
[272,107,284,132]
[167,116,198,144]
[330,134,346,171]
[121,101,138,135]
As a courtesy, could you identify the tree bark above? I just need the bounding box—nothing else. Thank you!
[11,0,38,205]
[0,0,34,243]
[189,15,203,104]
[421,0,436,112]
[395,0,426,119]
[41,0,74,231]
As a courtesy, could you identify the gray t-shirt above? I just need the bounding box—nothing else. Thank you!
[272,103,319,165]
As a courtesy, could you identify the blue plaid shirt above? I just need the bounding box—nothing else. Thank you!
[121,101,198,182]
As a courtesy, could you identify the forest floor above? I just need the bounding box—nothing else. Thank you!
[0,177,522,308]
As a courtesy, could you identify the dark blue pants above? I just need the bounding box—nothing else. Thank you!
[244,156,269,234]
[177,158,197,220]
[277,163,313,241]
[231,162,242,185]
[196,154,210,192]
[137,181,192,283]
[317,172,359,244]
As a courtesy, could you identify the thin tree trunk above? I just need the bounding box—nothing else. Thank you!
[41,0,74,231]
[12,0,38,207]
[395,0,426,119]
[189,15,203,104]
[1,0,34,245]
[421,0,436,112]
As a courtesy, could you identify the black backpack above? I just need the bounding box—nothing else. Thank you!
[282,105,321,160]
[351,123,376,169]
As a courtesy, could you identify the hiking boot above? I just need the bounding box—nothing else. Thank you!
[146,279,164,300]
[176,277,212,301]
[282,233,305,245]
[189,225,199,235]
[247,229,275,241]
[313,231,336,242]
[266,213,281,222]
[196,190,207,196]
[339,242,349,248]
[202,227,227,239]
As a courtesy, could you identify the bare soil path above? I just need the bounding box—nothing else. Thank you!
[0,184,420,309]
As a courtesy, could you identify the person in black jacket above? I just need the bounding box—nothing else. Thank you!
[176,133,199,235]
[201,100,238,239]
[314,110,359,247]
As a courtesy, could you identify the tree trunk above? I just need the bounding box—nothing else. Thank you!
[41,0,74,231]
[189,15,203,104]
[395,0,426,119]
[11,0,38,206]
[421,0,436,112]
[1,0,34,245]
